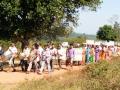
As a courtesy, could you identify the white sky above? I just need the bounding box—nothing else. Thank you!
[75,0,120,35]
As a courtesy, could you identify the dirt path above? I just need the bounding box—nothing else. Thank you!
[0,65,85,90]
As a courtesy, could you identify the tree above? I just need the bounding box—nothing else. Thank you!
[113,21,120,42]
[0,0,102,49]
[97,25,116,41]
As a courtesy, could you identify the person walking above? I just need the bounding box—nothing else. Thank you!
[8,43,18,72]
[39,45,52,74]
[66,44,75,68]
[57,44,64,69]
[50,44,57,71]
[95,45,100,62]
[85,45,90,63]
[89,45,95,63]
[0,45,4,71]
[27,43,40,74]
[20,45,31,72]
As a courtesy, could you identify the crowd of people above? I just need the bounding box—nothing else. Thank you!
[0,42,119,74]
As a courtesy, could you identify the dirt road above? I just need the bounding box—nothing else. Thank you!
[0,65,85,90]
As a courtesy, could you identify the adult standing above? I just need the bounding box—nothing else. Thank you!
[0,45,4,71]
[66,44,75,68]
[20,45,31,72]
[89,45,95,63]
[27,43,40,73]
[82,45,86,65]
[57,44,64,69]
[85,45,90,63]
[39,45,52,74]
[38,43,44,68]
[101,46,105,60]
[8,43,18,72]
[50,44,57,71]
[95,45,100,62]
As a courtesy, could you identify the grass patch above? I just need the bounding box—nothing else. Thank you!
[11,57,120,90]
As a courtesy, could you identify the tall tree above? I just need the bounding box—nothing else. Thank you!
[0,0,102,49]
[113,21,120,42]
[97,25,117,41]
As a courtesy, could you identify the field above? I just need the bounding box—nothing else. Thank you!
[4,57,119,90]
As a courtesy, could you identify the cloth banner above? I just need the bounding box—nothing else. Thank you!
[74,48,82,61]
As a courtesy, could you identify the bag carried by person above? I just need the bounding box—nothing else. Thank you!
[0,49,4,55]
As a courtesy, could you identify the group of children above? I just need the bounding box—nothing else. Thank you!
[0,42,119,74]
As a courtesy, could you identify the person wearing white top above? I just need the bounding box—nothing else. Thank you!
[8,43,18,72]
[39,45,52,74]
[27,43,40,74]
[50,44,57,71]
[38,44,44,60]
[20,45,31,72]
[57,45,64,69]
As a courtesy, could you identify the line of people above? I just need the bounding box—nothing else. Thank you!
[0,42,119,74]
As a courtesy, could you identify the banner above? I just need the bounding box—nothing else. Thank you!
[74,48,82,61]
[62,48,67,61]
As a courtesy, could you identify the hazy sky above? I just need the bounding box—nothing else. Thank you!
[75,0,120,35]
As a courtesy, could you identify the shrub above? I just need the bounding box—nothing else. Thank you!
[11,57,120,90]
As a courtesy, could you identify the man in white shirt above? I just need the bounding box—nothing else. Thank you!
[50,44,57,71]
[57,45,64,69]
[8,43,18,72]
[39,45,52,74]
[20,45,31,72]
[38,43,44,60]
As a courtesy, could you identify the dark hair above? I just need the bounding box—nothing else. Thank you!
[34,43,39,49]
[52,43,54,45]
[70,43,73,46]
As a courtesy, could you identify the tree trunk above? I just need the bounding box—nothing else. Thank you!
[21,38,29,52]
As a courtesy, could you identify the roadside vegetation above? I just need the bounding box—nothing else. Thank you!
[12,57,120,90]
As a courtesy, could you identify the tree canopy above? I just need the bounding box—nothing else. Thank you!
[0,0,102,43]
[97,23,120,41]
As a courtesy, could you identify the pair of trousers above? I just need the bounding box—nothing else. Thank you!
[27,60,39,72]
[86,54,90,63]
[50,59,54,70]
[9,57,15,67]
[40,57,51,73]
[20,60,28,72]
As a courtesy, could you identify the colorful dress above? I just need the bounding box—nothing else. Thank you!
[86,47,90,63]
[66,47,75,66]
[95,47,99,62]
[101,47,105,60]
[89,48,94,63]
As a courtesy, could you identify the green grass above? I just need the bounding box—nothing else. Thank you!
[11,57,120,90]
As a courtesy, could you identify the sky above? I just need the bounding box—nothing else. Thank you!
[75,0,120,35]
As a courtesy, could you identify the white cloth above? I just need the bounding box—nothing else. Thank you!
[74,48,83,61]
[61,48,67,61]
[9,46,18,54]
[4,50,12,60]
[38,47,44,56]
[23,48,31,58]
[42,48,52,61]
[21,48,31,60]
[50,48,57,59]
[57,48,65,60]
